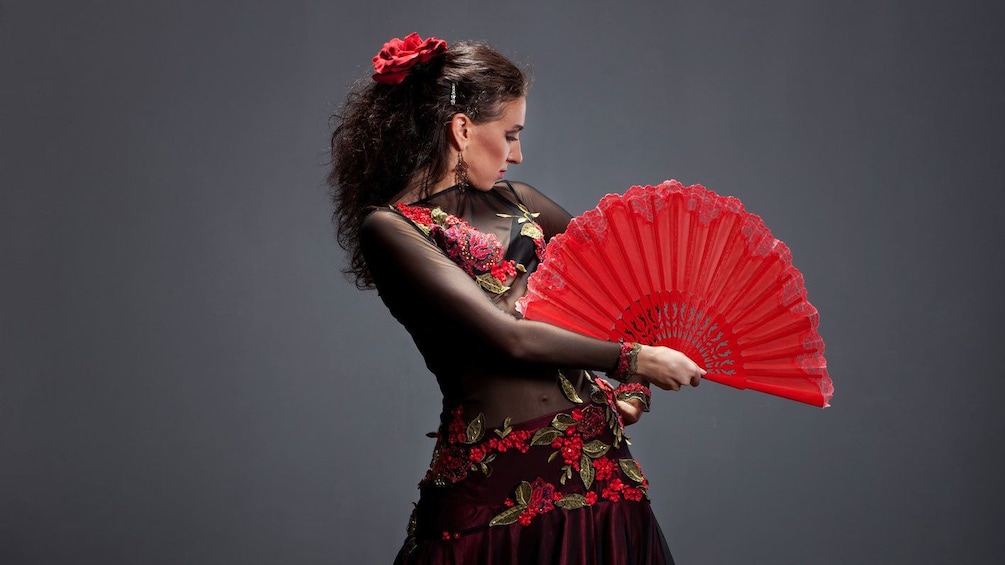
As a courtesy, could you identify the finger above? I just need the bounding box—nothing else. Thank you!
[616,400,642,425]
[690,373,701,387]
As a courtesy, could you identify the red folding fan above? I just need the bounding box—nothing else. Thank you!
[517,180,832,407]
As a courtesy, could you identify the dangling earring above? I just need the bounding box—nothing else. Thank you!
[454,152,469,191]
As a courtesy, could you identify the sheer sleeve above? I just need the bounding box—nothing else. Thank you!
[359,209,620,374]
[505,181,574,241]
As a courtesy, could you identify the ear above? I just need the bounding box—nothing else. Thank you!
[448,113,474,151]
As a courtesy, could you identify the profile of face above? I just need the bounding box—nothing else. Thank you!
[455,97,526,190]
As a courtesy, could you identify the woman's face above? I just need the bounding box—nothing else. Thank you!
[465,97,526,190]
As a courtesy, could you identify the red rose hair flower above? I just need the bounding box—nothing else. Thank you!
[372,33,448,84]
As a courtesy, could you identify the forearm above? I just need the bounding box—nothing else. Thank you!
[488,316,622,373]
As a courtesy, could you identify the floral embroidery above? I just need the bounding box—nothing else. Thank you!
[592,456,619,481]
[397,203,534,294]
[573,404,607,439]
[419,372,651,530]
[423,408,535,487]
[497,203,547,261]
[615,381,652,412]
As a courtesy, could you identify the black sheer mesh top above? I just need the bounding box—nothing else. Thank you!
[360,181,622,427]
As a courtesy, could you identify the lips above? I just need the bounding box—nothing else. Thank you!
[497,170,506,180]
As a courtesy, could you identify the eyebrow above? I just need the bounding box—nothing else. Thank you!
[508,125,524,132]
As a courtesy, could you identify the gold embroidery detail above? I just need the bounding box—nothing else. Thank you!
[475,272,510,294]
[498,204,544,241]
[489,505,525,527]
[495,417,513,439]
[560,464,574,485]
[550,413,575,431]
[430,207,449,224]
[580,454,595,490]
[616,388,652,412]
[582,440,610,459]
[530,427,561,446]
[464,413,485,444]
[619,459,645,483]
[558,371,584,404]
[591,389,608,405]
[520,221,544,240]
[515,481,532,505]
[447,375,650,530]
[554,494,588,510]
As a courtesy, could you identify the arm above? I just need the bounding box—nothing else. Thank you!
[361,206,706,392]
[505,183,705,421]
[502,183,707,416]
[360,209,622,371]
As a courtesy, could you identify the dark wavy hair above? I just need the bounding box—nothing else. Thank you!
[328,40,528,289]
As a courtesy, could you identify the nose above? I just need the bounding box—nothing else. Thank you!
[508,141,522,164]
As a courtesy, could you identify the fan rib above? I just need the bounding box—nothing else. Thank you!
[520,181,831,407]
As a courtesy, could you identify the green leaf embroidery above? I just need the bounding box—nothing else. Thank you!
[582,440,611,459]
[489,504,527,527]
[465,413,485,444]
[430,208,449,225]
[495,417,512,439]
[592,390,608,405]
[619,459,645,483]
[475,272,510,294]
[551,413,576,431]
[531,428,562,446]
[555,494,588,510]
[515,481,532,506]
[580,454,595,490]
[520,221,544,240]
[558,372,584,404]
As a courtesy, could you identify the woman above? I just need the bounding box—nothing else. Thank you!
[329,33,704,564]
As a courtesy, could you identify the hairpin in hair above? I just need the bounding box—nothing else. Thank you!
[450,82,457,106]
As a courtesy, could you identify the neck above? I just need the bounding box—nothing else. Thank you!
[395,167,456,205]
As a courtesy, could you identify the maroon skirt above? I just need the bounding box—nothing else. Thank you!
[395,378,675,564]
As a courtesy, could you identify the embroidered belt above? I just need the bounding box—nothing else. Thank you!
[409,372,651,543]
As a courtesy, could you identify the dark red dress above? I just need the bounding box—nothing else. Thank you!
[360,181,675,564]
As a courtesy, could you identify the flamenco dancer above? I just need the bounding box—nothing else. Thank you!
[329,33,705,564]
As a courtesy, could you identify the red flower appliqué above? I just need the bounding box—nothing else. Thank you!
[423,377,652,533]
[528,478,556,515]
[550,435,584,470]
[372,33,448,85]
[396,203,519,293]
[435,445,470,483]
[576,405,606,439]
[593,456,619,482]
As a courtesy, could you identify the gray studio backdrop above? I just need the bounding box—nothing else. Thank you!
[2,1,1003,564]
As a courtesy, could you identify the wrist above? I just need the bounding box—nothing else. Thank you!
[615,381,651,412]
[609,341,642,381]
[634,345,656,384]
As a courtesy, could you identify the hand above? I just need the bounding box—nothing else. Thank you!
[635,345,705,391]
[616,399,644,426]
